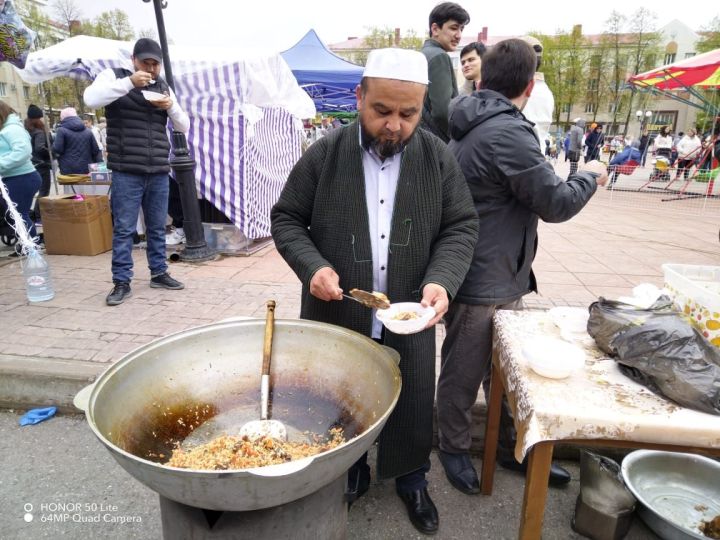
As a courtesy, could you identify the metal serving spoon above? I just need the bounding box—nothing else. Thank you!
[343,288,391,310]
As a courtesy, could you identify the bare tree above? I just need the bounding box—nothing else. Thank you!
[138,27,158,40]
[588,39,611,123]
[542,26,591,129]
[93,9,135,41]
[52,0,82,34]
[622,8,661,137]
[603,11,627,134]
[696,16,720,53]
[52,0,86,111]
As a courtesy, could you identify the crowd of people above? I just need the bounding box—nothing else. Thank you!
[304,116,344,144]
[0,102,110,251]
[558,118,718,189]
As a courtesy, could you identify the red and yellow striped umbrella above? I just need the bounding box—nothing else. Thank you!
[629,48,720,89]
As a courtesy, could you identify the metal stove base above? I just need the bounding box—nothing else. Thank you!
[159,475,347,539]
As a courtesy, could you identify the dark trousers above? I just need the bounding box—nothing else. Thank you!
[31,167,52,220]
[675,159,694,180]
[437,299,524,461]
[37,167,51,198]
[168,175,184,228]
[567,150,580,179]
[569,159,579,177]
[608,167,620,185]
[3,171,42,239]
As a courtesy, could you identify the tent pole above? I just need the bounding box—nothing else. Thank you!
[37,80,59,195]
[142,0,215,262]
[633,82,706,110]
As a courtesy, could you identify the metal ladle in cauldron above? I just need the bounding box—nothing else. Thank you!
[238,300,288,440]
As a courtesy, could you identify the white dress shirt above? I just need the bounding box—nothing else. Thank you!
[360,127,402,338]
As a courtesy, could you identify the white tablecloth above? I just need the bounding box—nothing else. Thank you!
[493,309,720,462]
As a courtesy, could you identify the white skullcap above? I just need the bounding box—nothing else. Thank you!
[363,48,428,85]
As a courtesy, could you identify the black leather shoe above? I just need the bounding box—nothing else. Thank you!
[150,272,185,290]
[438,451,480,495]
[396,487,438,535]
[106,282,131,306]
[498,457,571,487]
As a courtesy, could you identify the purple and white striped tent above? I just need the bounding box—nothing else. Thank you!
[17,36,316,239]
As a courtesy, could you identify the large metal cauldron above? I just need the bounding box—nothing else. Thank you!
[78,318,401,511]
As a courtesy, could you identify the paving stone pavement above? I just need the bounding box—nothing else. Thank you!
[0,160,716,539]
[1,159,718,411]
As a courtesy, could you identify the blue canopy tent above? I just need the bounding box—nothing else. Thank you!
[281,29,363,112]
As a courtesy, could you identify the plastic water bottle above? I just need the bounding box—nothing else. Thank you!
[22,250,55,302]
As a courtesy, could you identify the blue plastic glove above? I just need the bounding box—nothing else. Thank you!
[19,407,57,426]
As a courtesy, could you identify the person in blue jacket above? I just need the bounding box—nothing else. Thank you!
[0,100,42,245]
[608,139,642,186]
[52,107,102,174]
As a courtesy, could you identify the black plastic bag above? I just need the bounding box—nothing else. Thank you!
[587,297,720,416]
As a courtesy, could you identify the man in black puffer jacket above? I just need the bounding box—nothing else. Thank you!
[436,39,608,495]
[84,38,189,306]
[52,107,102,174]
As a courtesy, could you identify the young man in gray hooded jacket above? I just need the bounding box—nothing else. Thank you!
[436,38,608,495]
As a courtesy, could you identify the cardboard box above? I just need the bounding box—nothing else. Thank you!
[90,171,112,183]
[39,195,113,256]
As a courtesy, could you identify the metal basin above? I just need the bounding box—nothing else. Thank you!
[621,450,720,540]
[78,318,401,511]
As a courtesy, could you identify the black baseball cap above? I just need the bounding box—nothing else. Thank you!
[133,38,163,63]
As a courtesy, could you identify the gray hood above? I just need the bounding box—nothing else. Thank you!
[449,90,524,141]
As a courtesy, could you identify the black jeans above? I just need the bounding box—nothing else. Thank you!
[167,175,184,229]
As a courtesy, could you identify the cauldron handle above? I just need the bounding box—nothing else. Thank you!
[380,345,401,366]
[73,382,95,412]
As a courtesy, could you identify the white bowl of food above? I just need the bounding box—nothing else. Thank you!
[522,336,585,379]
[376,302,435,335]
[141,90,166,102]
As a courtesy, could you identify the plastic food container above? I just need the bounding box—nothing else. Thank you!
[375,302,435,335]
[662,264,720,347]
[141,90,165,102]
[522,336,585,379]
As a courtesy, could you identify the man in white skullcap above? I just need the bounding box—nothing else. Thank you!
[272,48,478,535]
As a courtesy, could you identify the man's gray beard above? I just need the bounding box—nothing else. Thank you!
[359,115,417,159]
